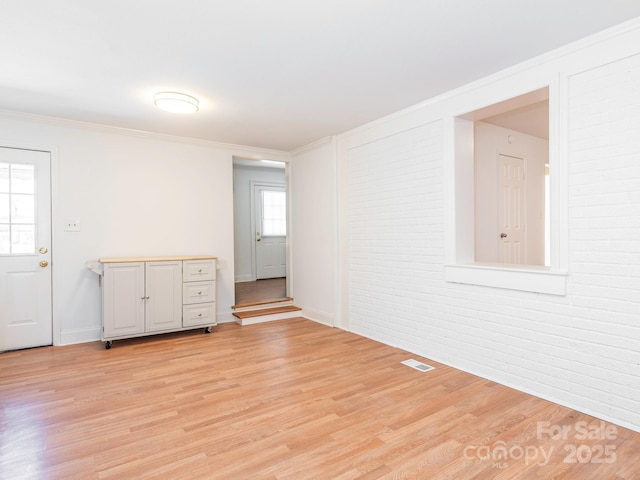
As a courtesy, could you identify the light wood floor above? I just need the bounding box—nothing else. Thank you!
[1,319,639,479]
[235,277,287,306]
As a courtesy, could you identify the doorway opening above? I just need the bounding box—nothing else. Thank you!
[232,157,289,307]
[457,87,549,267]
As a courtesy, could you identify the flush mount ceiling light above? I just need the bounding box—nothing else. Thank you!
[153,91,199,114]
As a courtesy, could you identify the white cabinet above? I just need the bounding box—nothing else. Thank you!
[182,259,216,327]
[100,256,217,348]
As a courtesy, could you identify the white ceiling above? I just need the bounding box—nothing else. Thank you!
[1,1,639,151]
[483,100,549,140]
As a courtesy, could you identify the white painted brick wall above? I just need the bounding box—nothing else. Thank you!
[347,53,640,430]
[349,121,445,346]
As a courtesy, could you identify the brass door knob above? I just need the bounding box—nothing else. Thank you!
[39,247,49,254]
[39,260,49,268]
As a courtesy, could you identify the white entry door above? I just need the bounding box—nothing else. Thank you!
[0,147,52,351]
[254,185,286,279]
[497,154,525,264]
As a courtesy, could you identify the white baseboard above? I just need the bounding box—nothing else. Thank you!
[59,327,101,346]
[235,310,303,326]
[235,274,256,283]
[300,307,334,327]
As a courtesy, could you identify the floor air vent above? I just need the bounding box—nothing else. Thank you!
[402,359,435,372]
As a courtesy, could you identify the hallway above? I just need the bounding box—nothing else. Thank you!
[234,277,287,306]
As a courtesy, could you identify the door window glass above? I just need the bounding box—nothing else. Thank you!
[262,190,286,236]
[0,162,36,254]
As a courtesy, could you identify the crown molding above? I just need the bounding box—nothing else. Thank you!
[0,108,291,160]
[289,136,333,156]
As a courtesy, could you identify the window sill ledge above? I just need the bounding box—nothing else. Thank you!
[444,264,567,295]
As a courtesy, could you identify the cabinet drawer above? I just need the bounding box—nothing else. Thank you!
[183,302,216,327]
[183,281,215,304]
[183,260,216,282]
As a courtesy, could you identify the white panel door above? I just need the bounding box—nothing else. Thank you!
[497,154,525,264]
[255,186,286,279]
[0,147,52,351]
[256,235,286,279]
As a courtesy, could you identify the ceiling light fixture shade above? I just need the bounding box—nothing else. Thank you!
[153,91,199,114]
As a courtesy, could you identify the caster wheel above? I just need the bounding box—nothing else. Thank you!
[105,341,112,349]
[204,327,212,334]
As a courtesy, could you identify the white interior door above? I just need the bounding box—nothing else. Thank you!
[254,185,286,279]
[497,154,525,264]
[0,147,52,351]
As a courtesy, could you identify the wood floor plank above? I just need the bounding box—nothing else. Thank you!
[232,305,302,319]
[232,297,294,310]
[1,318,640,479]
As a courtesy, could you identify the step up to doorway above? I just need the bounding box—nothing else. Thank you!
[232,297,294,310]
[232,305,302,326]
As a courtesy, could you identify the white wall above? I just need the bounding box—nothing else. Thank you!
[233,163,286,282]
[335,19,640,432]
[290,139,336,326]
[474,121,548,264]
[0,113,289,342]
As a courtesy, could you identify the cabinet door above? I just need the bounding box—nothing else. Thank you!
[145,261,183,332]
[103,262,145,338]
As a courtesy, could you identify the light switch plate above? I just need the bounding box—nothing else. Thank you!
[64,218,81,232]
